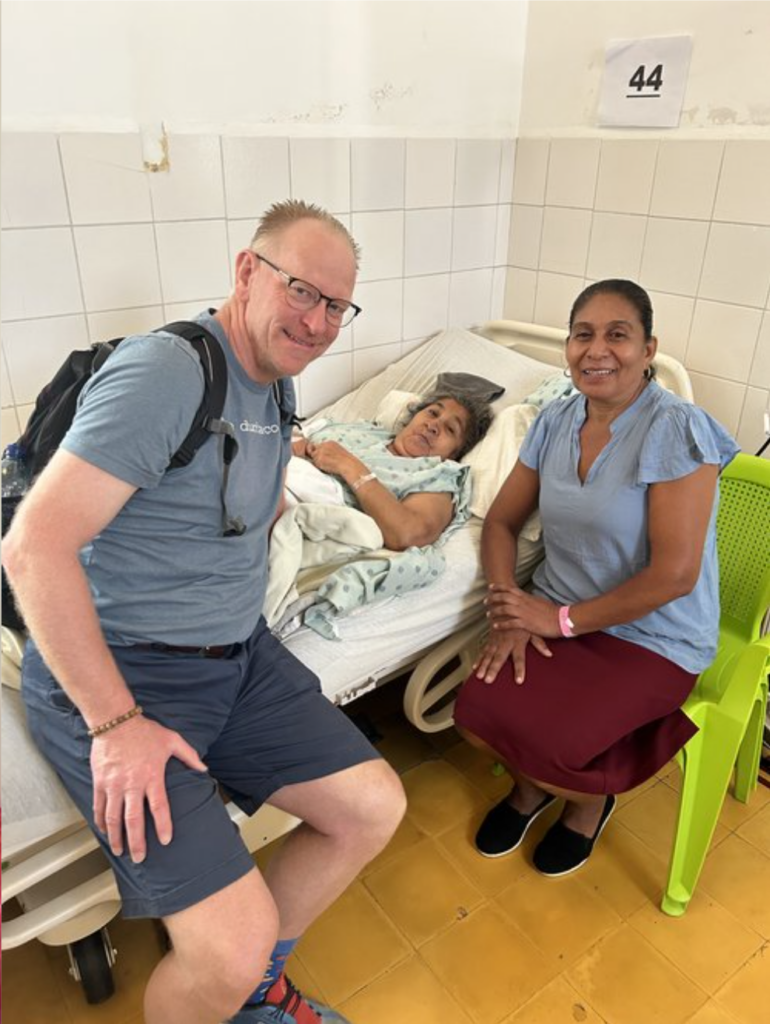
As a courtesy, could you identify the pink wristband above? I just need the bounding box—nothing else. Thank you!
[558,605,576,638]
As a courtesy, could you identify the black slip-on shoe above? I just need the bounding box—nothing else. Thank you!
[475,792,558,858]
[533,794,616,877]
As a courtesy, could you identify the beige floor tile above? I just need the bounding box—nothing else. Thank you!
[686,1002,743,1024]
[661,770,770,833]
[283,952,328,1006]
[495,868,621,967]
[421,905,558,1023]
[438,819,532,897]
[628,889,763,994]
[359,812,427,877]
[363,839,484,946]
[442,742,513,801]
[295,881,410,1004]
[502,976,605,1023]
[400,760,489,837]
[337,955,473,1024]
[374,712,439,774]
[579,819,668,919]
[736,800,770,854]
[698,835,770,938]
[2,937,75,1024]
[567,923,708,1024]
[425,724,464,754]
[714,943,770,1024]
[616,779,730,863]
[615,772,660,809]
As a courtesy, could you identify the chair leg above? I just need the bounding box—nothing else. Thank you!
[662,711,745,917]
[734,692,767,802]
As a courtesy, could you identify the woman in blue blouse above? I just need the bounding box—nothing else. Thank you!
[454,279,739,877]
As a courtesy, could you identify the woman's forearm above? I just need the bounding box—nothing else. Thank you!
[569,563,695,635]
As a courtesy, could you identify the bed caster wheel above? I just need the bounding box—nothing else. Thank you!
[67,927,117,1004]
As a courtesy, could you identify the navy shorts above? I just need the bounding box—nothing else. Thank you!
[21,618,380,919]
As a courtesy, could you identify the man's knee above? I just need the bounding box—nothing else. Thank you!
[342,760,407,847]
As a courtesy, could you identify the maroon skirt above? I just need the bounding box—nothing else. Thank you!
[454,632,698,794]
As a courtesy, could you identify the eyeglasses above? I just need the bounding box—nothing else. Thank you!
[253,253,362,328]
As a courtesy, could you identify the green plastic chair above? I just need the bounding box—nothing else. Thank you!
[662,453,770,916]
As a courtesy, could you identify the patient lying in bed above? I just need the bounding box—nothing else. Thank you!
[267,391,493,638]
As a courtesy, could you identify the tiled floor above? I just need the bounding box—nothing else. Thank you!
[4,682,770,1024]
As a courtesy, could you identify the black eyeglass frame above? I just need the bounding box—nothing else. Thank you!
[253,252,362,328]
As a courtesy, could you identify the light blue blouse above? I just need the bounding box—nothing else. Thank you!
[518,383,740,673]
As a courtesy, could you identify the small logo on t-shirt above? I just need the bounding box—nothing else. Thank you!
[239,420,280,434]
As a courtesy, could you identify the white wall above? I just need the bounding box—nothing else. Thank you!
[1,0,529,137]
[519,0,770,135]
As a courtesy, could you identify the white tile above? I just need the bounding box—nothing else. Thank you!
[75,224,162,312]
[402,274,450,341]
[646,291,695,364]
[401,336,429,356]
[534,272,584,330]
[455,140,501,206]
[688,371,746,435]
[448,269,493,330]
[15,403,36,431]
[351,139,405,212]
[404,209,451,277]
[749,311,770,389]
[222,137,290,220]
[227,218,257,272]
[2,315,89,405]
[714,139,770,227]
[595,140,658,215]
[353,342,402,388]
[503,268,537,322]
[498,139,515,204]
[405,139,455,209]
[352,211,404,283]
[299,351,354,416]
[60,133,151,225]
[539,207,592,277]
[451,206,498,271]
[699,223,770,308]
[545,139,600,209]
[494,204,512,266]
[1,348,15,407]
[290,139,350,213]
[1,228,82,320]
[587,212,646,283]
[737,386,770,457]
[650,140,724,220]
[164,299,228,322]
[640,218,709,297]
[87,307,165,344]
[508,205,543,270]
[149,135,225,221]
[491,266,507,320]
[351,279,403,350]
[155,221,231,304]
[1,134,69,228]
[512,138,549,206]
[687,300,762,384]
[1,407,20,443]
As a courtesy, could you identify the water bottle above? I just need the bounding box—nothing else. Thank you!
[1,443,29,498]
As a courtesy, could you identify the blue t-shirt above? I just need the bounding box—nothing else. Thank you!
[61,312,295,646]
[518,383,740,673]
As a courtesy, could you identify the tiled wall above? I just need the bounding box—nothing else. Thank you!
[0,133,514,439]
[504,136,770,457]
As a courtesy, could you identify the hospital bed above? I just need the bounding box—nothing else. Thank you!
[1,320,694,1002]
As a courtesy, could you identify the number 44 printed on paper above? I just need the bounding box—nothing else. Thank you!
[599,36,693,128]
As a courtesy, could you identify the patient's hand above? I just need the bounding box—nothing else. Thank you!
[306,440,363,482]
[292,438,310,458]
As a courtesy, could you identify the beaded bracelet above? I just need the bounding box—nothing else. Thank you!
[87,704,144,738]
[351,472,377,492]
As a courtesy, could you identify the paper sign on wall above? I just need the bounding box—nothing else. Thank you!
[598,35,693,128]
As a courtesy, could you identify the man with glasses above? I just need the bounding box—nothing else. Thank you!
[5,200,405,1024]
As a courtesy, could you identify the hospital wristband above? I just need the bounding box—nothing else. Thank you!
[88,704,144,738]
[558,606,576,638]
[351,471,377,492]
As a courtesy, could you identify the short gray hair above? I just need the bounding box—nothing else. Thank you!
[250,199,360,269]
[406,391,494,460]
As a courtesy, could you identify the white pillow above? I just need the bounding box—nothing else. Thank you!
[373,390,419,433]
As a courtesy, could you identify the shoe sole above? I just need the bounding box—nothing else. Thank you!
[476,796,558,859]
[535,796,616,877]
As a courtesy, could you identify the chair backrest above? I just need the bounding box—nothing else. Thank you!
[717,454,770,645]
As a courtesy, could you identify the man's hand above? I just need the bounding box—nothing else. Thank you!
[91,715,208,863]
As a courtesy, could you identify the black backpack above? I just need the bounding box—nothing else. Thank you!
[2,320,243,633]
